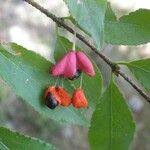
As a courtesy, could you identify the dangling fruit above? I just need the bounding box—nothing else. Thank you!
[55,87,71,107]
[45,93,58,109]
[44,86,71,108]
[50,51,95,79]
[71,88,88,108]
[44,86,61,109]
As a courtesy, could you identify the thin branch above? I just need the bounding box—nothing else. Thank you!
[24,0,114,68]
[118,70,150,102]
[24,0,150,103]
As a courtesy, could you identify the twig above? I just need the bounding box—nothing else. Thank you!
[118,70,150,102]
[24,0,150,103]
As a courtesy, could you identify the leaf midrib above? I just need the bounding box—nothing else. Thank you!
[127,63,150,74]
[105,20,150,31]
[109,82,112,150]
[0,141,9,150]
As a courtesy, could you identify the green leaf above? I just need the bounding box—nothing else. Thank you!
[0,127,57,150]
[105,2,116,21]
[88,80,135,150]
[64,0,107,48]
[0,141,9,150]
[0,43,89,126]
[105,9,150,45]
[55,35,103,110]
[125,59,150,92]
[63,7,150,45]
[63,3,116,37]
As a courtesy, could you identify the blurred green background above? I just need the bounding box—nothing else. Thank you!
[0,0,150,150]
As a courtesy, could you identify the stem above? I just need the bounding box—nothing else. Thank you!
[118,70,150,102]
[54,77,59,87]
[24,0,150,103]
[72,27,76,51]
[80,74,83,88]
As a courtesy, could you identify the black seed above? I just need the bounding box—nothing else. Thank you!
[45,93,58,109]
[69,70,82,80]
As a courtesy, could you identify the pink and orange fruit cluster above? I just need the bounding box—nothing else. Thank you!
[44,51,95,109]
[44,86,88,109]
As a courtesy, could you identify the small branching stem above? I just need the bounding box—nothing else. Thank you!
[24,0,150,103]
